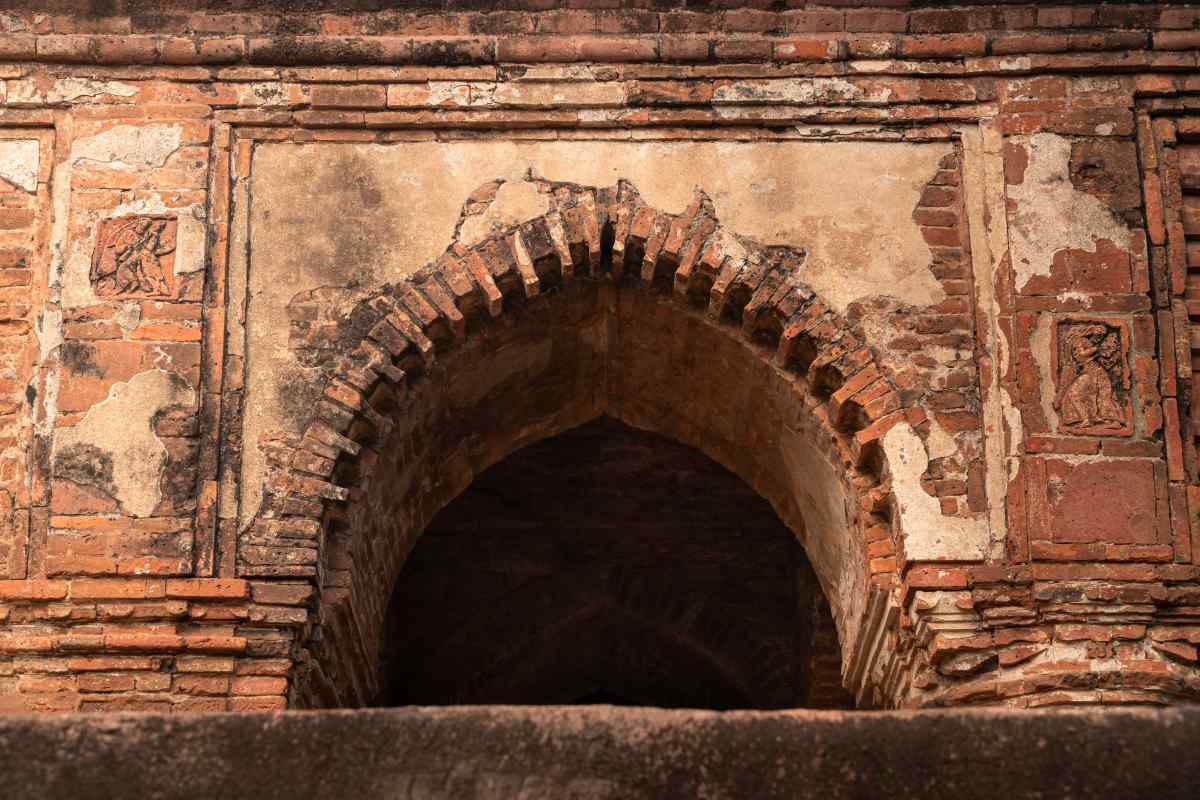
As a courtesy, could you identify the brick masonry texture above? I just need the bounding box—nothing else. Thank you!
[3,1,1200,713]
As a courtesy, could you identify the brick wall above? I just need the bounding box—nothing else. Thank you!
[2,2,1200,712]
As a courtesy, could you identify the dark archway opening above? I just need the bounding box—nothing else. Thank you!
[378,417,852,710]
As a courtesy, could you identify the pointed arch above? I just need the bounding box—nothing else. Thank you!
[238,179,925,708]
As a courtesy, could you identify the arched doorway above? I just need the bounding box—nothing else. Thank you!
[244,180,914,709]
[379,417,851,710]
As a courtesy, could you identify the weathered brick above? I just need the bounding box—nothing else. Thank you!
[0,2,1194,721]
[164,580,249,600]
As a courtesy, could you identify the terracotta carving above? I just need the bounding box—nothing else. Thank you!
[90,215,177,298]
[1053,319,1131,436]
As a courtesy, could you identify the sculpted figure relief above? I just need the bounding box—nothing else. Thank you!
[90,215,177,298]
[1054,320,1129,435]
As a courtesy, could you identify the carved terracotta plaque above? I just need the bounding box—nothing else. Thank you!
[1052,317,1132,437]
[90,214,177,299]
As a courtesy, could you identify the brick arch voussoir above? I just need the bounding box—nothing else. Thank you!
[240,178,920,613]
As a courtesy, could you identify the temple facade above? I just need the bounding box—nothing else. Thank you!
[1,1,1200,715]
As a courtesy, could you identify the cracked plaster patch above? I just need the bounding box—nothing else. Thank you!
[712,78,889,105]
[70,124,182,170]
[9,78,136,105]
[0,139,38,192]
[883,422,989,561]
[239,139,950,524]
[1006,132,1131,292]
[53,369,193,518]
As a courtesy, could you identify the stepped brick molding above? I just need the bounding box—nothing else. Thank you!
[2,1,1200,712]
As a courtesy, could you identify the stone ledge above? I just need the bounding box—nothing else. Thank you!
[1,706,1197,799]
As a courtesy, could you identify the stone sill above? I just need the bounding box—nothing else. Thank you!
[2,705,1197,799]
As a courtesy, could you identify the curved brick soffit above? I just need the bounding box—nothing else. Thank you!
[239,177,925,658]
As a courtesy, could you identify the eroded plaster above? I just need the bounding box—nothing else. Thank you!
[70,124,182,170]
[458,179,551,247]
[883,422,989,561]
[711,78,891,105]
[52,369,194,518]
[777,422,865,657]
[8,78,137,106]
[1032,314,1058,432]
[959,122,1014,560]
[1006,132,1131,292]
[0,139,39,193]
[239,138,949,523]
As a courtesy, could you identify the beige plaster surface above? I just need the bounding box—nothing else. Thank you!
[70,124,182,170]
[53,369,194,518]
[240,138,949,524]
[1006,132,1131,292]
[0,139,38,193]
[883,422,989,561]
[58,121,200,310]
[8,77,136,106]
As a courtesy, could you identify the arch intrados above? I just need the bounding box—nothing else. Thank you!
[331,289,860,636]
[244,179,915,707]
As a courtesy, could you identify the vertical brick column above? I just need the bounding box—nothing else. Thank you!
[0,129,51,583]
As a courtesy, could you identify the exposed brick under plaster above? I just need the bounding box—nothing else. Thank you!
[2,2,1200,713]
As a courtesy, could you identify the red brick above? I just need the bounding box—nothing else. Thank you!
[783,11,844,34]
[228,696,287,711]
[0,581,68,601]
[773,39,839,62]
[70,580,166,601]
[104,634,185,652]
[165,579,249,600]
[899,34,987,59]
[844,10,906,33]
[231,676,288,696]
[174,675,230,696]
[77,674,136,693]
[309,84,387,109]
[906,566,970,589]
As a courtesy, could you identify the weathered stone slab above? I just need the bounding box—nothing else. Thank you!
[0,706,1197,800]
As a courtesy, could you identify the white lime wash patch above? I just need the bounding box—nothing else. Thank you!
[70,124,182,170]
[1006,132,1131,292]
[0,139,39,192]
[883,422,989,561]
[712,77,890,105]
[53,369,194,518]
[8,78,136,106]
[491,81,627,107]
[237,82,289,107]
